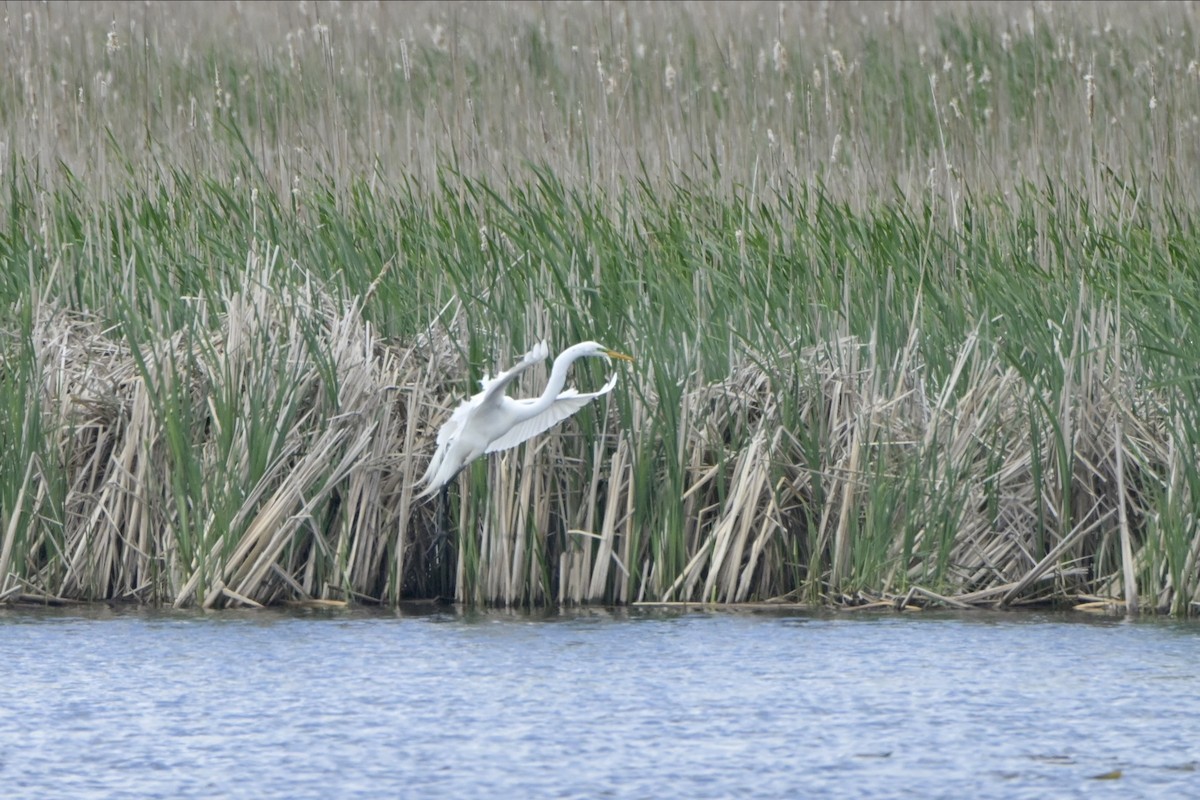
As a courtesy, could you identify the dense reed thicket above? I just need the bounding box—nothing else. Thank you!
[2,1,1199,612]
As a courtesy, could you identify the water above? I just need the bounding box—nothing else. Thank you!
[0,605,1197,799]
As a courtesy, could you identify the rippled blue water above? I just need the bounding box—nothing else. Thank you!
[0,605,1197,799]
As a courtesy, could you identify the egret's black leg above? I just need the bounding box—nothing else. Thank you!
[430,483,445,558]
[424,474,462,600]
[432,482,453,598]
[439,482,451,539]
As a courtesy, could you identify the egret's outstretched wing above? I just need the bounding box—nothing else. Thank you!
[475,340,550,412]
[485,373,618,455]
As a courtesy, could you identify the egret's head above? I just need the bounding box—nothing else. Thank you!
[574,341,634,363]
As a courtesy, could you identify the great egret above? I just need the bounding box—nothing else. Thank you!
[417,340,634,500]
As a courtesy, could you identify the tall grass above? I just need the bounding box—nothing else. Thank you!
[1,2,1199,613]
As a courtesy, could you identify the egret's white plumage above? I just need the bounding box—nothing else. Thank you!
[416,340,633,499]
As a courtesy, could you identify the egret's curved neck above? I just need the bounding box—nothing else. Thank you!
[516,345,590,421]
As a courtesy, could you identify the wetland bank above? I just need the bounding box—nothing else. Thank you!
[2,2,1200,613]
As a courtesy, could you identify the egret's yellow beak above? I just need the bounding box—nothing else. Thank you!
[606,350,634,362]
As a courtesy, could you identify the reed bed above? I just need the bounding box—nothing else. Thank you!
[2,1,1199,613]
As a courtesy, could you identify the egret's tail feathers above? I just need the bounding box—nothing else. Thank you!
[416,466,452,501]
[416,446,450,501]
[416,450,468,502]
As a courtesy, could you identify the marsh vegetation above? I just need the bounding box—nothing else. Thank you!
[2,1,1199,612]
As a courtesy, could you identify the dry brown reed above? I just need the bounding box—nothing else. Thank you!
[11,249,396,605]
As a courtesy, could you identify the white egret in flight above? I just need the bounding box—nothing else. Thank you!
[417,340,634,500]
